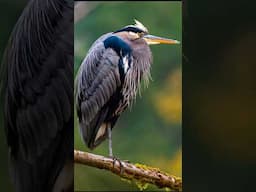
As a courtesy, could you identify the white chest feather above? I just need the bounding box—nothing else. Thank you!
[122,55,130,73]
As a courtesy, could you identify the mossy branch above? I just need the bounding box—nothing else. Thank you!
[74,150,182,191]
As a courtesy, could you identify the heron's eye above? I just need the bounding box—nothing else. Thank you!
[138,32,144,37]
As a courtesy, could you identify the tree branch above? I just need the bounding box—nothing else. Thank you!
[74,150,182,191]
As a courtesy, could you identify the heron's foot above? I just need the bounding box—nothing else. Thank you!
[110,156,125,174]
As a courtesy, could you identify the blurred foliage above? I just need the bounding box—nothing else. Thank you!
[154,68,182,124]
[74,1,181,191]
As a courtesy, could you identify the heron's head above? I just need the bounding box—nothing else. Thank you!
[113,19,180,45]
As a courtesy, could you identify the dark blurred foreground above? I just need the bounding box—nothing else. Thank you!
[183,0,256,191]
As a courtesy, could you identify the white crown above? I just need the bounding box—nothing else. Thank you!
[134,19,148,33]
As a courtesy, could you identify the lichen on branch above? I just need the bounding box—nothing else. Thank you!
[74,150,182,191]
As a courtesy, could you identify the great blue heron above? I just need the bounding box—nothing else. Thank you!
[75,20,179,157]
[0,0,73,191]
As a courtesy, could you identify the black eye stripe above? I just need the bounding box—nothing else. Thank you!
[114,26,145,34]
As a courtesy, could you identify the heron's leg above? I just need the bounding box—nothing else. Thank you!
[107,127,124,174]
[107,127,113,157]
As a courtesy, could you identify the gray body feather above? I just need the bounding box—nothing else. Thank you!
[75,32,152,149]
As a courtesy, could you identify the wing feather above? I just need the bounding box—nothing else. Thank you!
[76,35,123,149]
[2,0,74,191]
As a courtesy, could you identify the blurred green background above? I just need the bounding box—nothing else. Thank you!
[74,1,182,191]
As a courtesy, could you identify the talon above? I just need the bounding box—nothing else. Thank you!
[111,156,124,174]
[112,157,116,168]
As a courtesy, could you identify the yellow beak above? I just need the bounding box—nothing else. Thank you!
[143,34,180,45]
